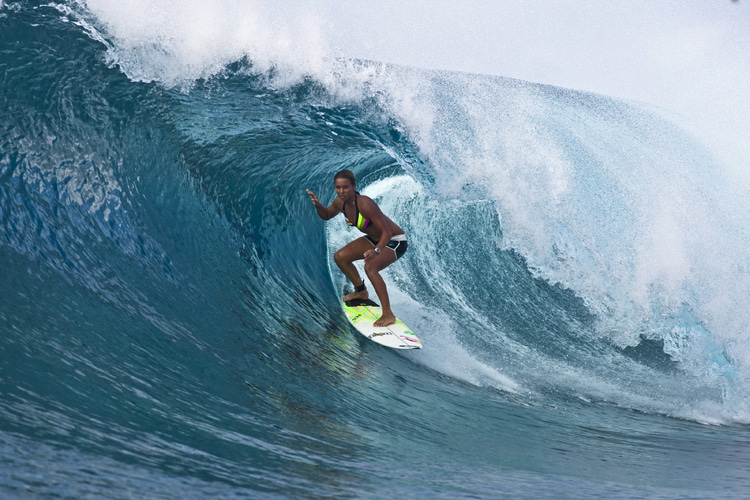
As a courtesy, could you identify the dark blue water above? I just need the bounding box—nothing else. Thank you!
[3,2,750,498]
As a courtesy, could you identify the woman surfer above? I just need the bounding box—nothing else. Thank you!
[306,170,407,327]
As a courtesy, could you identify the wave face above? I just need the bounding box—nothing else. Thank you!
[3,2,750,499]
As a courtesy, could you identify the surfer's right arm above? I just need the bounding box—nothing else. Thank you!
[306,189,340,220]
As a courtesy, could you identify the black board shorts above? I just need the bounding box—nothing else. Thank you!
[365,234,408,260]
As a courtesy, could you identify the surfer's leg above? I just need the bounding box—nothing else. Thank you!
[364,251,398,327]
[334,237,373,300]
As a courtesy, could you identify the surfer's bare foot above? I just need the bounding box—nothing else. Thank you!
[373,311,396,327]
[343,289,368,302]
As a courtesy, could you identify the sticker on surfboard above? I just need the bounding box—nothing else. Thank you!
[342,298,422,350]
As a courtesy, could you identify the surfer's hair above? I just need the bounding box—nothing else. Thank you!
[334,169,356,186]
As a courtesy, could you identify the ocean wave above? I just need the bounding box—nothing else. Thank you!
[3,2,750,498]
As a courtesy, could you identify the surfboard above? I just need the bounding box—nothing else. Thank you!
[342,298,423,349]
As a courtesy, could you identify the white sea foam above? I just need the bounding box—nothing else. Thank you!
[77,0,749,166]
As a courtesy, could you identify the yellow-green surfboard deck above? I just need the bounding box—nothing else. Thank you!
[342,298,422,349]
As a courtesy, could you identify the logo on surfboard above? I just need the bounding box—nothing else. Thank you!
[369,331,393,338]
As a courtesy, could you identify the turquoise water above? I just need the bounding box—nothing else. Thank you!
[2,2,750,498]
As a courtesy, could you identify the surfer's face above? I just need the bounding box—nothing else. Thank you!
[335,178,355,202]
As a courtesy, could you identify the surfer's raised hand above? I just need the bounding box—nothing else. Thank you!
[308,189,339,220]
[306,189,320,207]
